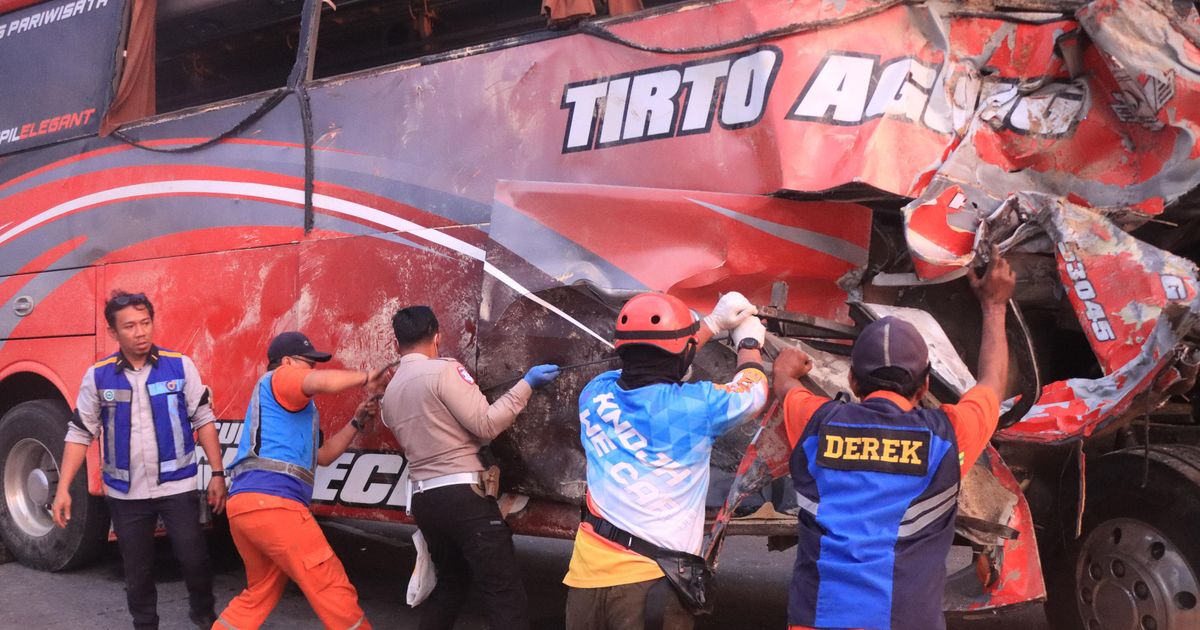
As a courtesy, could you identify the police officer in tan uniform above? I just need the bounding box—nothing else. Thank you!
[380,305,559,630]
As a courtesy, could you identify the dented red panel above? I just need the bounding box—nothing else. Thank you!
[0,0,1199,615]
[946,446,1046,612]
[908,0,1200,275]
[998,196,1200,443]
[488,181,872,323]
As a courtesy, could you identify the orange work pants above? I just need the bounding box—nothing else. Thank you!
[214,493,370,630]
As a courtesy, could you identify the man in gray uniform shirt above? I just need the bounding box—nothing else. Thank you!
[51,291,225,629]
[381,305,559,630]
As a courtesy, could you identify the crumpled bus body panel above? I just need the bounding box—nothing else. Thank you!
[2,0,1200,615]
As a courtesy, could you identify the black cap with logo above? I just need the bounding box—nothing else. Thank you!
[267,331,333,364]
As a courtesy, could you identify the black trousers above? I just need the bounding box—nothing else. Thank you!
[411,484,530,630]
[106,491,215,630]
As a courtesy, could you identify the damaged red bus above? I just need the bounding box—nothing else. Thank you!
[2,0,1200,628]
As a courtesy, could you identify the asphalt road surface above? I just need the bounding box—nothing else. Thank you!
[0,519,1049,629]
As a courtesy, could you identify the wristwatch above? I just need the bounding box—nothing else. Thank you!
[211,470,226,478]
[737,337,762,351]
[350,417,364,431]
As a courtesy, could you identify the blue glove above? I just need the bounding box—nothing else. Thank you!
[523,364,560,389]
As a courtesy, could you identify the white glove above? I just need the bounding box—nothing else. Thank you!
[731,317,766,347]
[703,291,757,335]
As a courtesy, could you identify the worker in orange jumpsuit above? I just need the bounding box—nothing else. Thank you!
[214,332,390,630]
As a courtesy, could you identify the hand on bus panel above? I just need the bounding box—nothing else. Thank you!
[354,397,380,431]
[775,347,814,382]
[364,365,392,395]
[523,364,561,389]
[969,245,1016,308]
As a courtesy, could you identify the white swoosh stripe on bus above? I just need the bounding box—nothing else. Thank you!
[0,180,613,348]
[685,198,868,266]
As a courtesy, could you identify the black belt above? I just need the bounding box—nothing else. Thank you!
[582,510,666,560]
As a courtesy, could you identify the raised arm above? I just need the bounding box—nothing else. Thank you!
[773,346,814,400]
[302,365,390,397]
[968,249,1016,397]
[439,362,558,441]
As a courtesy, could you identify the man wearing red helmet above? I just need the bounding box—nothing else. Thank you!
[564,291,769,630]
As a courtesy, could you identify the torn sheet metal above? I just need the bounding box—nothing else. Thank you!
[904,0,1200,277]
[997,194,1200,443]
[945,446,1046,612]
[704,335,852,563]
[484,181,872,324]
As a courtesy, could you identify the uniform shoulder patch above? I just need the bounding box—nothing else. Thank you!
[816,424,930,476]
[456,365,476,385]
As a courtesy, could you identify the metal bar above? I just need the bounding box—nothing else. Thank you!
[757,305,859,340]
[289,0,321,233]
[480,356,620,392]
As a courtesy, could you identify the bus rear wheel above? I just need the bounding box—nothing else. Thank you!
[0,400,108,571]
[1049,445,1200,630]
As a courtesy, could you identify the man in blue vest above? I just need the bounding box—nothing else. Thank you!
[773,252,1015,630]
[52,291,227,630]
[216,331,389,630]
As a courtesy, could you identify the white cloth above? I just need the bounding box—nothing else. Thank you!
[406,529,436,607]
[731,316,767,346]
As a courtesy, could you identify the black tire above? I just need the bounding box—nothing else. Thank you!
[1044,445,1200,630]
[0,399,108,571]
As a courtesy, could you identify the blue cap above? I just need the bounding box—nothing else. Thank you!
[851,317,929,387]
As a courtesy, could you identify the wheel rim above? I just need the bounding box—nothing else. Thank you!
[3,437,59,537]
[1076,517,1200,630]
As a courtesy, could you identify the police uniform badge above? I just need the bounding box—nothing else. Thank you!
[456,365,475,385]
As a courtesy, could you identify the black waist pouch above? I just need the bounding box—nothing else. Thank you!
[581,509,714,615]
[650,548,714,615]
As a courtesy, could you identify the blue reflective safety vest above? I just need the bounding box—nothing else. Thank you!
[228,371,319,496]
[93,348,196,494]
[788,395,960,630]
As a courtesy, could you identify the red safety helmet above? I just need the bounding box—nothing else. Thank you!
[614,292,699,355]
